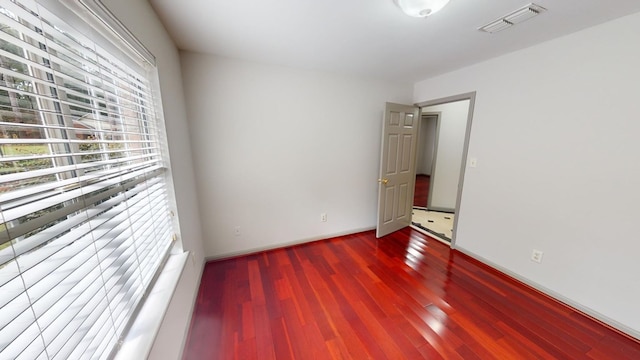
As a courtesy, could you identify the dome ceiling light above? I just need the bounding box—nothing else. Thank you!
[393,0,451,18]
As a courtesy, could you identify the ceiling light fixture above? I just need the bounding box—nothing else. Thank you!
[394,0,451,18]
[479,3,547,33]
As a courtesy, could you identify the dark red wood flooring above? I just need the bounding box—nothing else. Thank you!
[414,174,430,208]
[183,228,640,359]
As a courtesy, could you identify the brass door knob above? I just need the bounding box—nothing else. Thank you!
[378,178,389,185]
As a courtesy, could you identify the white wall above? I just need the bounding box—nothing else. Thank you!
[416,116,437,175]
[414,12,640,338]
[424,100,469,210]
[100,1,205,358]
[180,53,412,258]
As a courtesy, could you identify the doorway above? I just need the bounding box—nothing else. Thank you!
[376,93,475,247]
[414,114,438,208]
[412,94,475,247]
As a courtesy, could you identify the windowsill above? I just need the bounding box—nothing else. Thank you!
[114,250,189,360]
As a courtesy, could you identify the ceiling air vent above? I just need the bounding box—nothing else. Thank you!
[479,3,547,33]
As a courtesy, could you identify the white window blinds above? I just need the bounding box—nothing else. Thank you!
[0,0,175,359]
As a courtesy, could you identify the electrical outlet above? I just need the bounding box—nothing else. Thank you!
[234,226,241,236]
[320,213,327,222]
[531,249,543,263]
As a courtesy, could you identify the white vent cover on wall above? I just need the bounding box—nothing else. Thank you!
[479,3,547,33]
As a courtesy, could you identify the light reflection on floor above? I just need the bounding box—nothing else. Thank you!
[404,233,427,270]
[402,230,452,338]
[424,314,446,335]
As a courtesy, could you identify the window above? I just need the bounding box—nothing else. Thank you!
[0,0,176,359]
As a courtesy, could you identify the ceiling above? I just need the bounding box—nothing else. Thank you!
[149,0,640,83]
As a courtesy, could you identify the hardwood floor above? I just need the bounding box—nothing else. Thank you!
[414,174,430,208]
[183,228,640,359]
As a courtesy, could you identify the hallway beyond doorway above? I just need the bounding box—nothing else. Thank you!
[413,174,430,207]
[411,207,453,243]
[412,174,453,244]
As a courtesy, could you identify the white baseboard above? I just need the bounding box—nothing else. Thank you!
[455,246,640,341]
[205,227,376,261]
[206,229,640,342]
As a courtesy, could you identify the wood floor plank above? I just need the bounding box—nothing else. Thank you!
[182,228,640,359]
[414,174,430,208]
[253,303,276,360]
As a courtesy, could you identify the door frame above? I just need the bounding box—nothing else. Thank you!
[415,92,476,249]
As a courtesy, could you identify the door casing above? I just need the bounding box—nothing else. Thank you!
[415,92,476,248]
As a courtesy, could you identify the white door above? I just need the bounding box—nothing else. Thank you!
[376,103,420,238]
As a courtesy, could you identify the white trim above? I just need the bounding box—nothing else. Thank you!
[206,227,376,261]
[114,251,189,360]
[455,246,640,341]
[172,260,205,360]
[76,0,155,66]
[415,92,477,250]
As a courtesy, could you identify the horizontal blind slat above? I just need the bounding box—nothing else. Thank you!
[1,164,163,222]
[0,1,174,359]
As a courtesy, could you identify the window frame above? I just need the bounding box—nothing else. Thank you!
[0,0,181,358]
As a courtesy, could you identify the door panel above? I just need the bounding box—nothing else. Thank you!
[397,183,408,218]
[376,103,420,238]
[400,135,413,172]
[386,135,399,174]
[383,187,395,222]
